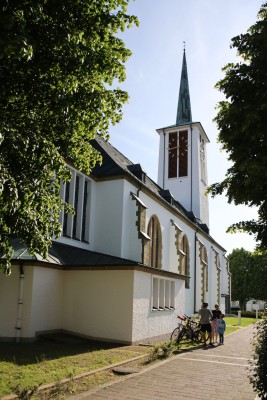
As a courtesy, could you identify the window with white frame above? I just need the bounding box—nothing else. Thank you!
[147,215,162,269]
[60,168,91,242]
[179,234,190,288]
[152,277,175,311]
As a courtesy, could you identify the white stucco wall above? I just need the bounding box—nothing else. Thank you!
[62,270,134,343]
[121,180,143,262]
[29,267,64,337]
[0,265,64,340]
[221,257,230,295]
[132,270,185,342]
[0,265,21,338]
[93,180,125,257]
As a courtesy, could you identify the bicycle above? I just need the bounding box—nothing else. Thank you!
[170,315,203,344]
[170,315,186,342]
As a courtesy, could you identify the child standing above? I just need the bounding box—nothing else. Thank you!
[217,314,226,344]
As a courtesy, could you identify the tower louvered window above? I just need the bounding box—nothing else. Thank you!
[168,130,188,178]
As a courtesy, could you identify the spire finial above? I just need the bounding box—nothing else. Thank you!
[176,45,192,125]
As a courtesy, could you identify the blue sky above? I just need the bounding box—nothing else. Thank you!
[109,0,263,254]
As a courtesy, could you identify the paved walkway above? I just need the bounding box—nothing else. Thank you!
[68,324,257,400]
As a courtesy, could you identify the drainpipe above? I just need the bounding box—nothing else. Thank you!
[190,124,193,212]
[163,129,166,189]
[16,261,25,343]
[194,229,198,313]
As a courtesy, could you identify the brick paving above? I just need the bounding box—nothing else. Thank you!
[68,324,257,400]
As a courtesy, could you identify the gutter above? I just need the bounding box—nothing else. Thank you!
[194,229,198,312]
[190,124,193,211]
[163,129,166,189]
[15,261,25,343]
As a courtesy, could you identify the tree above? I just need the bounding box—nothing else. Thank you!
[228,248,253,310]
[208,2,267,249]
[0,0,138,274]
[228,248,267,309]
[249,318,267,399]
[250,251,267,302]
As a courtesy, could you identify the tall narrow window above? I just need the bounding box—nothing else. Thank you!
[61,168,91,243]
[179,234,190,288]
[81,180,88,242]
[179,130,188,177]
[200,246,208,302]
[168,132,177,178]
[63,181,70,237]
[72,175,80,238]
[147,215,162,269]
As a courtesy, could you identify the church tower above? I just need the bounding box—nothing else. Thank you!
[157,49,210,229]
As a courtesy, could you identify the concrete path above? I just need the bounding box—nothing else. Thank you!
[68,324,257,400]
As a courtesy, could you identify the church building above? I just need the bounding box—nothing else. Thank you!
[0,51,231,344]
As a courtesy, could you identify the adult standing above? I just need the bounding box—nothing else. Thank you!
[211,304,221,343]
[199,302,213,347]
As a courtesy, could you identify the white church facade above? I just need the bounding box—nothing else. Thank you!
[0,51,231,344]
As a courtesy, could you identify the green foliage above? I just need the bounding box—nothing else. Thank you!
[0,0,138,273]
[249,318,267,399]
[228,248,253,308]
[229,248,267,307]
[12,384,40,400]
[232,311,264,319]
[149,341,175,361]
[207,2,267,249]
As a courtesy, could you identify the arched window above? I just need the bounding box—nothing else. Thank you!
[147,215,162,269]
[200,246,208,302]
[179,234,190,288]
[216,254,221,304]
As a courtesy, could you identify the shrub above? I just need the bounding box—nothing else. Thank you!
[249,317,267,399]
[231,307,240,313]
[149,341,175,361]
[241,311,262,319]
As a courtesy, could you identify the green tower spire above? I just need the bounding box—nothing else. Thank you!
[176,49,192,125]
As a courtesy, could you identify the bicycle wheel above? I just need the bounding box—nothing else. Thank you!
[170,326,184,342]
[176,329,185,344]
[192,329,203,344]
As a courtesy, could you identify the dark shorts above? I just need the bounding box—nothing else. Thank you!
[200,323,212,333]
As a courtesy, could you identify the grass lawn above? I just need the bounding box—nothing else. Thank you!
[0,336,149,399]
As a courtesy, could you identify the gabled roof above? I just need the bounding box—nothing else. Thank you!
[92,137,215,235]
[91,136,190,219]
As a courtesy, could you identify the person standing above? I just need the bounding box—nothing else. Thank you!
[199,302,213,347]
[217,314,226,344]
[211,304,221,343]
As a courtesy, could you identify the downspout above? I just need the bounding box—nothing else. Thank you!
[16,261,25,343]
[163,129,166,189]
[194,229,198,313]
[190,124,193,211]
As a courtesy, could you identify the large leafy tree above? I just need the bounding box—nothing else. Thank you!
[228,248,267,309]
[228,248,253,310]
[0,0,138,273]
[250,251,267,302]
[208,2,267,248]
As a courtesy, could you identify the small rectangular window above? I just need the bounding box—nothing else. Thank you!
[152,277,175,311]
[168,132,178,178]
[152,278,159,310]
